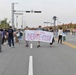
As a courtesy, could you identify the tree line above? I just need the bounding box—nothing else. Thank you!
[0,18,10,29]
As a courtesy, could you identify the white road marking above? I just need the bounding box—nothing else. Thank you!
[30,44,33,48]
[28,56,33,75]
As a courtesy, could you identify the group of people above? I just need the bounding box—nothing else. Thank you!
[0,26,23,52]
[0,26,15,52]
[24,26,64,48]
[0,25,64,52]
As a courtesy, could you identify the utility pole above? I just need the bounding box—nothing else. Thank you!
[11,3,18,30]
[12,3,14,29]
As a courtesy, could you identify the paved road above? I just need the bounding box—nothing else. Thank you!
[0,34,76,75]
[66,34,76,45]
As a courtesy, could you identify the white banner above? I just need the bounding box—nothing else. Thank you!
[25,30,54,43]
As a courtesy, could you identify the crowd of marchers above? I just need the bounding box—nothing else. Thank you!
[0,25,65,52]
[24,26,65,48]
[0,26,23,52]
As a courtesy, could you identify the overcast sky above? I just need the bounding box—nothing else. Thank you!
[0,0,76,28]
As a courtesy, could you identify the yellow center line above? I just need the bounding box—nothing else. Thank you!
[55,38,76,49]
[63,42,76,49]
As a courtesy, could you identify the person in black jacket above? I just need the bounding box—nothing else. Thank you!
[48,27,55,46]
[7,26,15,47]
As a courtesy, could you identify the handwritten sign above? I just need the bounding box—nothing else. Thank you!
[25,30,54,43]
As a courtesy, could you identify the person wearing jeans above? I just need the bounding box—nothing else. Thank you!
[7,26,14,47]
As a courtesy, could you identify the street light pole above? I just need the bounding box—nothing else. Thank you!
[11,3,18,30]
[53,16,57,34]
[16,16,18,28]
[12,3,14,30]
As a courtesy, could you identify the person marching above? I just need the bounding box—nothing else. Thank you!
[37,26,43,48]
[24,26,29,47]
[58,27,63,44]
[48,27,55,46]
[7,26,15,47]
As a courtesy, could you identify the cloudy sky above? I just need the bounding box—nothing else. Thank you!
[0,0,76,28]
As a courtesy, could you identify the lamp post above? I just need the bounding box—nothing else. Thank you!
[16,16,18,28]
[11,2,18,30]
[53,16,57,34]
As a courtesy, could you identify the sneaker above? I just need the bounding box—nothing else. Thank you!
[37,45,40,48]
[25,45,29,47]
